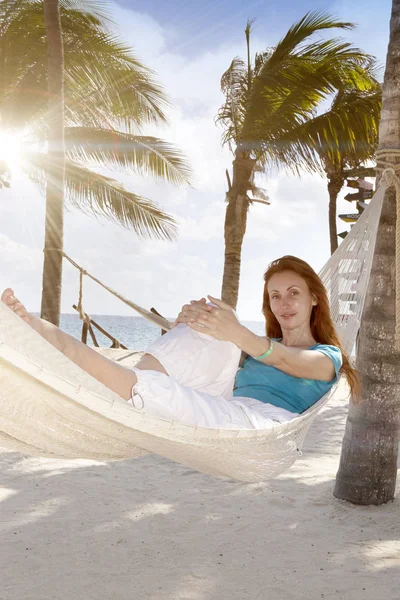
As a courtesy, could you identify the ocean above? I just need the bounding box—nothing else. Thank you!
[55,313,266,351]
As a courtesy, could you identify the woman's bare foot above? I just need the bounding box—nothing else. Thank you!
[1,288,33,325]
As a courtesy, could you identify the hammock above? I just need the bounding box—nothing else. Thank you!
[0,184,385,482]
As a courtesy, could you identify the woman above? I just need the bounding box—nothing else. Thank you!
[1,256,358,430]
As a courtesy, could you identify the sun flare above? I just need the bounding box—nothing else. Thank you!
[0,131,22,171]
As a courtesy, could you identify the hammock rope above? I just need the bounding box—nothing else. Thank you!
[43,247,172,331]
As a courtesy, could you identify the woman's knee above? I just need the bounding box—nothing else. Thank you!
[135,353,169,375]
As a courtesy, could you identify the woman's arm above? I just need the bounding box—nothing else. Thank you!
[1,289,137,400]
[183,295,335,382]
[231,327,335,382]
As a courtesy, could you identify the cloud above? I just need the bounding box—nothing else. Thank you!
[0,234,44,310]
[0,234,42,271]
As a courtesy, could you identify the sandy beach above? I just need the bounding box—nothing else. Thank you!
[1,351,399,600]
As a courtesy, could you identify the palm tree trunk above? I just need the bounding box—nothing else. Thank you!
[40,0,65,326]
[334,0,400,505]
[327,177,342,254]
[324,159,345,255]
[221,150,255,309]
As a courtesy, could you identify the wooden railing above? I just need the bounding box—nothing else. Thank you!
[59,252,171,348]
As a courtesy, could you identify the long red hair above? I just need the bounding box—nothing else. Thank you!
[262,256,359,397]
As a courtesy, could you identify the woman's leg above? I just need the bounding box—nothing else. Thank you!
[129,374,290,430]
[1,288,139,400]
[129,370,255,429]
[1,291,241,427]
[137,323,241,399]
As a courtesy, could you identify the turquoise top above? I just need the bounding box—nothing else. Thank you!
[233,342,342,414]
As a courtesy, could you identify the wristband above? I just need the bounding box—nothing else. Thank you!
[254,338,274,361]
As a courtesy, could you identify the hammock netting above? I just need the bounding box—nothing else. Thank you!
[0,184,385,481]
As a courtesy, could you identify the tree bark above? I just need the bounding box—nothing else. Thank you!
[221,150,255,309]
[41,0,65,326]
[334,0,400,505]
[327,174,344,255]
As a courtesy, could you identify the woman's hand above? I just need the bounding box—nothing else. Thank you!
[1,288,33,325]
[186,295,243,343]
[173,297,213,327]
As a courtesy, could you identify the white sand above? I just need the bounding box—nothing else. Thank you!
[1,351,399,600]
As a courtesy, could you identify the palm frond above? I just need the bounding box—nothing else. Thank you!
[253,49,273,77]
[61,23,170,130]
[213,9,377,158]
[215,9,380,171]
[245,41,377,142]
[254,83,381,177]
[0,0,170,133]
[62,128,192,185]
[22,152,178,240]
[0,1,48,128]
[60,0,112,22]
[248,182,270,204]
[216,57,249,150]
[268,11,354,66]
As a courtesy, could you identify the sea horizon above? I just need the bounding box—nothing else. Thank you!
[33,313,266,352]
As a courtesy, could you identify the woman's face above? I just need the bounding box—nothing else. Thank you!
[267,270,317,331]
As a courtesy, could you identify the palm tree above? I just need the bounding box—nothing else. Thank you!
[216,12,379,308]
[325,164,376,254]
[281,84,382,254]
[334,0,400,505]
[42,0,65,325]
[0,0,191,323]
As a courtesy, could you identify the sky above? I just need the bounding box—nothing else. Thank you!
[0,0,393,321]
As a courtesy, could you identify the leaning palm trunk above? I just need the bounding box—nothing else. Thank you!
[334,0,400,505]
[326,178,341,310]
[41,0,65,326]
[327,177,343,254]
[324,158,345,255]
[221,151,255,308]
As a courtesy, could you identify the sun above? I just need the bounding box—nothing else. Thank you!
[0,131,22,171]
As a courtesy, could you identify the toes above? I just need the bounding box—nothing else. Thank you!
[8,298,19,309]
[1,288,14,303]
[13,302,25,312]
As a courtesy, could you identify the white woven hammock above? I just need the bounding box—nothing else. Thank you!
[0,184,385,482]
